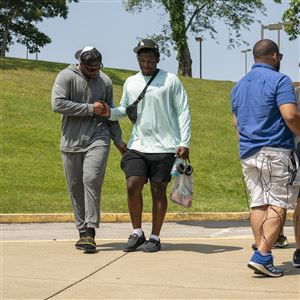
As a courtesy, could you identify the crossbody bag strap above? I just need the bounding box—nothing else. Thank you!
[135,68,159,104]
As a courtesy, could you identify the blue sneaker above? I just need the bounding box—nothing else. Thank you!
[247,250,283,277]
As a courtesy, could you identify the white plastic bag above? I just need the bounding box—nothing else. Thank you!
[170,173,194,208]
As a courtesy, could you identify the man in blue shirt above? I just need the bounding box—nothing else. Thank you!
[231,39,300,277]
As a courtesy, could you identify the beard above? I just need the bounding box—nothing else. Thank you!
[275,61,280,72]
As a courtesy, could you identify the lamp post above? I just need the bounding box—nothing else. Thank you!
[241,48,251,75]
[261,21,293,50]
[195,37,203,79]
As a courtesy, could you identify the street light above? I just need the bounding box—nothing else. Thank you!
[241,49,251,75]
[195,37,203,79]
[261,21,293,50]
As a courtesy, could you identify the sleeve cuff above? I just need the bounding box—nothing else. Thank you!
[87,104,94,115]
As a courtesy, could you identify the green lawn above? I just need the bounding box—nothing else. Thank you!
[1,57,247,213]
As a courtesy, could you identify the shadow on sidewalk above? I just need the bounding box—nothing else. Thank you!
[177,220,293,228]
[97,242,242,254]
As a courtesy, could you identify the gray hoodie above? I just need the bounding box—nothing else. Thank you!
[51,64,122,152]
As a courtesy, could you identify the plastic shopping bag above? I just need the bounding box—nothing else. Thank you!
[170,172,194,208]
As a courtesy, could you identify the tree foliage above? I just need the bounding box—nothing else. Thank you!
[0,0,78,57]
[124,0,300,77]
[281,0,300,40]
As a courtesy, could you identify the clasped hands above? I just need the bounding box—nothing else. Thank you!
[93,100,127,155]
[93,100,111,117]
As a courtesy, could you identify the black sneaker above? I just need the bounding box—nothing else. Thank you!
[143,238,161,253]
[273,235,289,248]
[83,237,97,253]
[293,249,300,267]
[123,232,146,252]
[251,236,288,250]
[75,237,86,250]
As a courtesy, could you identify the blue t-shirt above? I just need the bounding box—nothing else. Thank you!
[231,63,297,159]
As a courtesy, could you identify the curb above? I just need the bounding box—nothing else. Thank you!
[0,211,294,224]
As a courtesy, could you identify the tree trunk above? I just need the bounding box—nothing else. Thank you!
[0,20,11,57]
[178,45,192,77]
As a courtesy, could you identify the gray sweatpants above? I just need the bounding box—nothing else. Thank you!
[62,140,110,232]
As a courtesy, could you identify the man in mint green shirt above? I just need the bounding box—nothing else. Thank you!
[100,39,191,252]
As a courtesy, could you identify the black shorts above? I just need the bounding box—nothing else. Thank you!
[121,150,176,182]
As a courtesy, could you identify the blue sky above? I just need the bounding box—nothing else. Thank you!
[7,0,300,82]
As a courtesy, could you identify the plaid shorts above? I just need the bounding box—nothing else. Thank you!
[241,147,300,209]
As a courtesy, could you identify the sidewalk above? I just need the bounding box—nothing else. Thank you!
[1,221,299,299]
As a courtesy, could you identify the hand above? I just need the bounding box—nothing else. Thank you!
[117,142,128,155]
[94,101,111,117]
[176,146,189,160]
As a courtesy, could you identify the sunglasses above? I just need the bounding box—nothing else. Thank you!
[84,63,103,72]
[276,53,283,61]
[176,163,193,176]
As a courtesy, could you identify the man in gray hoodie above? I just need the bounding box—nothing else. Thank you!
[52,46,126,253]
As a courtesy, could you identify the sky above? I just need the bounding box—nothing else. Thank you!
[6,0,300,82]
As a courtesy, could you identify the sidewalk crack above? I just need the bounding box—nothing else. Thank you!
[43,253,128,300]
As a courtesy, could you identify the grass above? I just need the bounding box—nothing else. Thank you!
[0,57,247,214]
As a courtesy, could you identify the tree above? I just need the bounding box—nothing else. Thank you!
[0,0,78,57]
[281,0,300,40]
[124,0,300,77]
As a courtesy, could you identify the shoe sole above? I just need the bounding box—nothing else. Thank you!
[123,248,140,252]
[123,240,146,252]
[292,262,300,267]
[143,248,161,253]
[75,245,85,251]
[247,262,283,277]
[123,245,144,252]
[273,243,289,248]
[84,248,97,253]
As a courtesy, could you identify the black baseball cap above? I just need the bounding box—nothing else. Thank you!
[133,39,159,54]
[74,46,102,67]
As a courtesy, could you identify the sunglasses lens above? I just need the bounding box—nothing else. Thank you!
[185,165,193,176]
[176,163,186,174]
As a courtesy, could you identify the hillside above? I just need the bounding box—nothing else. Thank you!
[1,57,246,213]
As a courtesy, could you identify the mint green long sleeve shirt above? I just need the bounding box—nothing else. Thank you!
[109,69,191,153]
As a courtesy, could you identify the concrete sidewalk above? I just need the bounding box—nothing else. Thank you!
[1,221,300,299]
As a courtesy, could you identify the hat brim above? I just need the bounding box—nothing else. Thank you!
[75,49,83,60]
[133,45,157,54]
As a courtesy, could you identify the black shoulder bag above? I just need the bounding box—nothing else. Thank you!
[126,68,159,124]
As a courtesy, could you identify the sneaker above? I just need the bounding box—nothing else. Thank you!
[143,238,161,253]
[273,235,289,248]
[75,237,86,250]
[247,250,283,277]
[82,237,97,253]
[123,232,146,252]
[293,249,300,267]
[251,235,288,251]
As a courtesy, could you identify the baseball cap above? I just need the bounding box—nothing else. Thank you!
[74,46,102,68]
[74,46,95,60]
[133,39,159,54]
